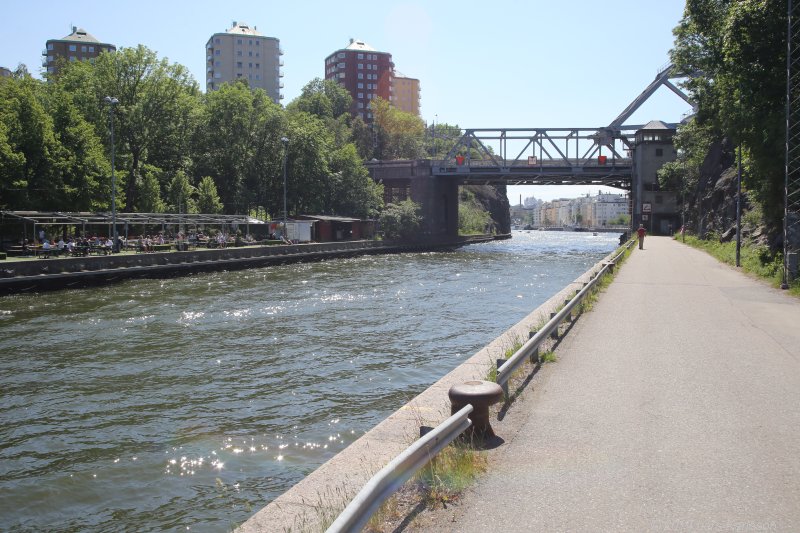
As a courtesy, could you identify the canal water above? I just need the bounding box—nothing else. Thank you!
[0,231,618,532]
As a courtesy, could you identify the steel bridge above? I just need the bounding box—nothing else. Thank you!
[431,63,694,189]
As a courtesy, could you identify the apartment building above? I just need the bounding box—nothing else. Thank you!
[392,74,420,116]
[206,21,282,102]
[324,39,394,122]
[0,67,11,78]
[43,27,115,77]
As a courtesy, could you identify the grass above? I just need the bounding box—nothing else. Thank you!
[678,234,800,296]
[415,441,488,507]
[540,350,557,363]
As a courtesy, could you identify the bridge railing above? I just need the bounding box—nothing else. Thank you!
[496,238,635,388]
[432,157,632,169]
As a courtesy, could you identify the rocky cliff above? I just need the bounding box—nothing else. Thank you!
[463,184,511,235]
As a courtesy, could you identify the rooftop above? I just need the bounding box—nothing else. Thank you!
[345,38,378,52]
[640,120,674,131]
[226,21,263,36]
[52,27,103,44]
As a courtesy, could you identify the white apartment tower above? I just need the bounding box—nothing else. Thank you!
[206,21,282,102]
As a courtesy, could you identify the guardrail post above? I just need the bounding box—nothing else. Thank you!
[528,330,539,363]
[550,312,559,339]
[564,299,573,322]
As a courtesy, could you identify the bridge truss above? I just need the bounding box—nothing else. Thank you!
[432,126,640,189]
[432,63,693,191]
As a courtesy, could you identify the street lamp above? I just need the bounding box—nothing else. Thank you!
[281,136,289,241]
[104,96,119,252]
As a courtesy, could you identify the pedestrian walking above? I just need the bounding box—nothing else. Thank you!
[637,224,646,249]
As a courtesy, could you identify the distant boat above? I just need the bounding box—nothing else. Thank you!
[592,232,598,236]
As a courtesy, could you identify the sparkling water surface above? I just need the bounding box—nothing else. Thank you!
[0,231,618,532]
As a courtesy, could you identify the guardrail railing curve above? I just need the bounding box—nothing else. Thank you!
[326,405,474,533]
[325,239,635,532]
[496,239,635,388]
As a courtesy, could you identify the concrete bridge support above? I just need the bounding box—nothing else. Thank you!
[367,159,459,239]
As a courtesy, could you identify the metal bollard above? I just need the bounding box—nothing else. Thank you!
[448,380,504,441]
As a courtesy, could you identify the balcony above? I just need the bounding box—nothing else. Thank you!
[279,83,284,89]
[279,72,284,78]
[279,60,284,67]
[279,48,284,56]
[41,49,47,56]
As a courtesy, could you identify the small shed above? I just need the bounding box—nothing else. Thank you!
[296,215,375,242]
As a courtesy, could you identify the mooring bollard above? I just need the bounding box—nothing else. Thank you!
[448,380,504,440]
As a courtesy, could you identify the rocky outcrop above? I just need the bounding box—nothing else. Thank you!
[464,184,511,234]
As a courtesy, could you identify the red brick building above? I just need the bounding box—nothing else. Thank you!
[43,27,115,77]
[324,39,394,123]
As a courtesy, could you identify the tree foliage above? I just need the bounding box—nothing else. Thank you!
[379,199,422,241]
[670,0,787,226]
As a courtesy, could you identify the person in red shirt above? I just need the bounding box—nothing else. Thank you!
[637,224,646,249]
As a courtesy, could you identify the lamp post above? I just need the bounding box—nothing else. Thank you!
[281,136,289,240]
[104,96,119,252]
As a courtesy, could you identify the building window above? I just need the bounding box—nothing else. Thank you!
[69,56,76,61]
[358,63,363,69]
[248,40,252,45]
[69,44,77,51]
[214,72,221,78]
[88,46,94,52]
[337,62,345,68]
[215,50,221,56]
[237,73,242,78]
[358,93,363,99]
[255,74,260,80]
[237,39,243,44]
[358,73,363,79]
[237,50,243,56]
[248,62,252,68]
[338,52,345,58]
[339,72,345,78]
[358,53,364,59]
[215,38,221,44]
[255,63,260,69]
[237,62,242,68]
[358,102,364,108]
[215,60,221,66]
[256,40,260,46]
[249,51,253,57]
[47,43,53,50]
[358,83,363,89]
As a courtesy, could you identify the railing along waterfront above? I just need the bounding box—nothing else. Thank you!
[325,405,474,533]
[496,238,635,388]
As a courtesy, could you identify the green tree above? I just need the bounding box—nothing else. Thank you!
[0,75,61,209]
[166,170,196,213]
[328,143,384,217]
[195,80,284,214]
[287,78,353,120]
[670,0,787,227]
[371,97,425,160]
[379,199,422,241]
[137,165,165,212]
[196,175,223,214]
[91,45,200,211]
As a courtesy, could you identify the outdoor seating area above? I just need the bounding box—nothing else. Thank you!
[0,211,268,260]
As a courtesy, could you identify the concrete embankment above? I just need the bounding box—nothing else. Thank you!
[0,236,497,295]
[235,244,623,532]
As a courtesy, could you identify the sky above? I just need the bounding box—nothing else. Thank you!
[3,0,690,203]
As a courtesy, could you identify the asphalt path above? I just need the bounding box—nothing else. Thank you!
[423,236,800,532]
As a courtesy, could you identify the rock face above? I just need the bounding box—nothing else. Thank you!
[463,184,511,234]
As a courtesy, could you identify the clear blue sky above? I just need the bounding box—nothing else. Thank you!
[3,0,689,202]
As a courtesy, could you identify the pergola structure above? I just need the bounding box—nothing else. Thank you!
[0,211,265,244]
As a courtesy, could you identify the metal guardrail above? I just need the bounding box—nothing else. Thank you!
[496,239,635,387]
[326,405,474,533]
[325,239,634,532]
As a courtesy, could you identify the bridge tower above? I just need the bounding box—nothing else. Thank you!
[631,121,680,235]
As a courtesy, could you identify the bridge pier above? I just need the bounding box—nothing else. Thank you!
[367,160,459,239]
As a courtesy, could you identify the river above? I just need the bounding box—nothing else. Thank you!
[0,231,619,532]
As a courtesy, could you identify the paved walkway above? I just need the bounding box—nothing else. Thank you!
[426,236,800,532]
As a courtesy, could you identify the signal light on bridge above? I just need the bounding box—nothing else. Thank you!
[598,155,607,165]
